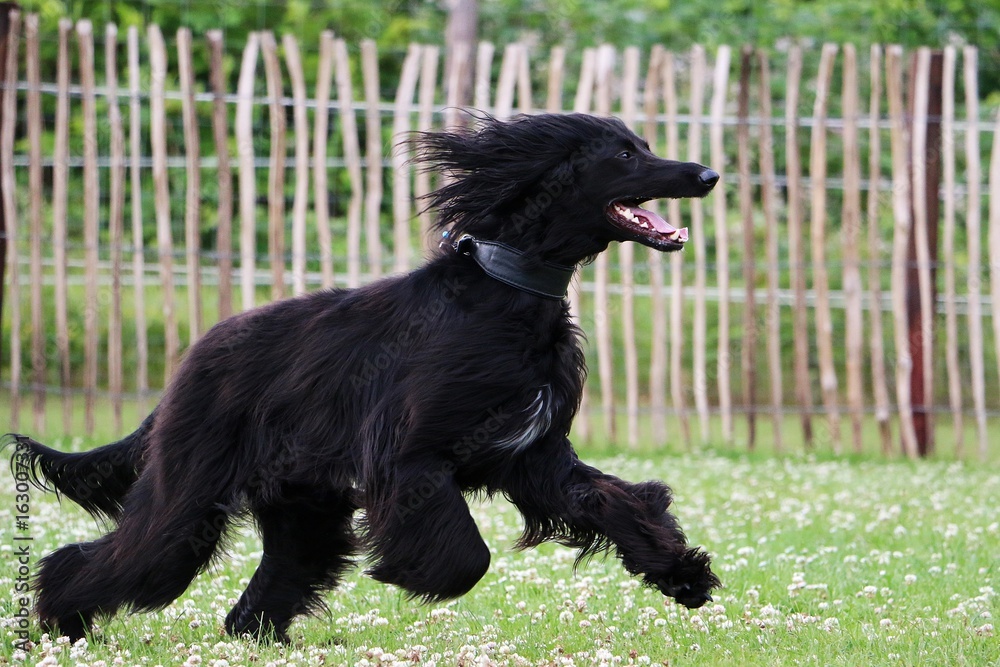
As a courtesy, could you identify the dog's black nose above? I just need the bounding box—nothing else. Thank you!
[699,169,720,187]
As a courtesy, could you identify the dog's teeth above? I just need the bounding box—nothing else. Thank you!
[668,229,681,240]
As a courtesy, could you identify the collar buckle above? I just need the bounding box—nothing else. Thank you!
[440,231,475,256]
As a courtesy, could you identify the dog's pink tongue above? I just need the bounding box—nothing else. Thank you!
[629,205,689,243]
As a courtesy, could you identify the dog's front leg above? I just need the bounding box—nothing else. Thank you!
[506,437,720,608]
[362,460,491,602]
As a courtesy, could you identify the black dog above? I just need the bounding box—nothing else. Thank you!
[12,113,721,643]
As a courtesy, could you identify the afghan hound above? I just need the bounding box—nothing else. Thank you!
[11,112,721,642]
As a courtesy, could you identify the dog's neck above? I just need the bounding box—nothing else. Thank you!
[448,234,575,301]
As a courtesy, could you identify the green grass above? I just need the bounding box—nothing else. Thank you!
[2,418,998,666]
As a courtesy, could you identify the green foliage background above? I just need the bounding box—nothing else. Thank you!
[16,0,1000,96]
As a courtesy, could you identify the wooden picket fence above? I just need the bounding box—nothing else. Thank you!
[2,11,1000,459]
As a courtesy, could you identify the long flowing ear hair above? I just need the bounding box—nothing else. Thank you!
[411,113,603,240]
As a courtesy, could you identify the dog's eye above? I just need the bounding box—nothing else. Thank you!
[617,150,633,160]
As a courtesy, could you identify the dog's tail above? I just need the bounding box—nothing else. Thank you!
[5,413,154,523]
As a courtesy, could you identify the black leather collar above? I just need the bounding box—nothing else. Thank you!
[449,235,575,301]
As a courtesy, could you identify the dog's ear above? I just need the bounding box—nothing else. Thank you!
[412,121,577,240]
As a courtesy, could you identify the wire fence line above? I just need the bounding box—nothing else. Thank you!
[11,78,1000,134]
[10,254,1000,314]
[2,12,1000,461]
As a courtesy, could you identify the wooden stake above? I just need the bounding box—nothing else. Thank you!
[987,103,1000,463]
[736,45,755,449]
[546,46,565,112]
[53,19,72,430]
[282,34,310,295]
[785,44,813,448]
[573,48,596,113]
[106,23,125,434]
[757,48,783,452]
[516,43,532,114]
[208,30,234,317]
[841,43,865,454]
[260,32,287,300]
[963,46,988,461]
[866,45,893,455]
[283,34,310,297]
[474,41,495,112]
[391,44,422,273]
[444,41,470,128]
[908,47,939,456]
[621,46,640,448]
[644,45,667,442]
[494,43,519,119]
[689,45,709,443]
[26,14,45,432]
[149,24,180,383]
[941,45,963,456]
[415,46,439,253]
[664,50,691,447]
[594,44,616,441]
[570,48,596,444]
[809,43,841,453]
[334,38,364,287]
[0,8,19,429]
[361,40,383,279]
[312,31,335,288]
[886,45,919,459]
[78,20,99,436]
[128,26,149,414]
[710,45,732,443]
[236,33,259,311]
[178,28,203,341]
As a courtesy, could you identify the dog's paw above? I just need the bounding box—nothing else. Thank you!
[648,547,721,609]
[657,581,714,609]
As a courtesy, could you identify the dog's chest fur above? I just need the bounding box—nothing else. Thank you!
[493,385,556,452]
[489,312,582,454]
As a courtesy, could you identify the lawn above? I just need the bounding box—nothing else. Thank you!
[1,438,997,666]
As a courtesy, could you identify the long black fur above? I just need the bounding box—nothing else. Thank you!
[7,113,721,643]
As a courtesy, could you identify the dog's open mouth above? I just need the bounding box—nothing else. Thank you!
[607,199,689,250]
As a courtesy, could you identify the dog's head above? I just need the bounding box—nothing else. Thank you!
[416,113,718,265]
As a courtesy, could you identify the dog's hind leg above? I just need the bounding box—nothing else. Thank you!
[364,464,491,602]
[225,488,357,641]
[34,475,232,641]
